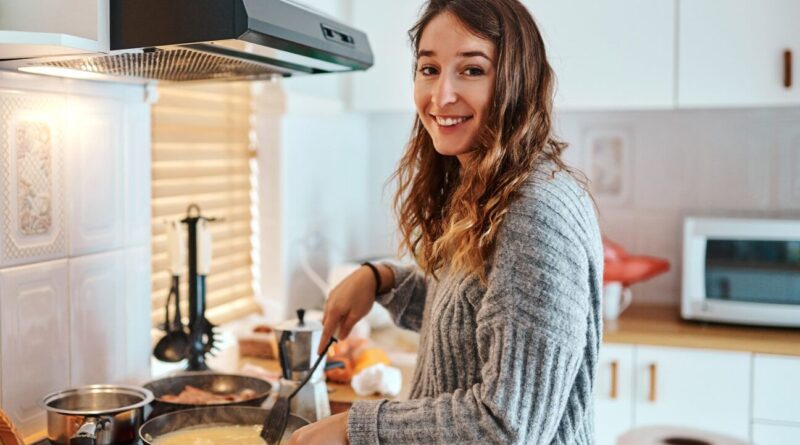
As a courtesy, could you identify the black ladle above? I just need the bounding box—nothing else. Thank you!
[261,336,338,445]
[153,276,189,362]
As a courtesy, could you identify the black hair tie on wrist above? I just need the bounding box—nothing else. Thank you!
[361,262,382,295]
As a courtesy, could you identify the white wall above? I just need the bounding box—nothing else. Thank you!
[362,107,800,306]
[253,78,372,322]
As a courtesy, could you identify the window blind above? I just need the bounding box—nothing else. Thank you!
[150,82,261,328]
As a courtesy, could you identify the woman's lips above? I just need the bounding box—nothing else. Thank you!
[432,115,473,133]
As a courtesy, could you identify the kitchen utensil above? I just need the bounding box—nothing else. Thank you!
[261,336,337,445]
[197,219,220,356]
[42,385,153,445]
[143,372,272,418]
[139,406,309,445]
[153,221,189,363]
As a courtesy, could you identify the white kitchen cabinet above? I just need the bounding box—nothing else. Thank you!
[594,344,635,445]
[633,346,751,441]
[678,0,800,108]
[69,251,127,386]
[349,0,425,112]
[66,96,125,256]
[753,422,800,445]
[0,0,109,59]
[753,354,800,424]
[348,0,675,112]
[525,0,676,110]
[0,260,70,438]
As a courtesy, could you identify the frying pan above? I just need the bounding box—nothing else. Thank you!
[143,373,272,418]
[138,406,309,445]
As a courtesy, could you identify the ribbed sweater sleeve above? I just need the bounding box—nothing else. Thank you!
[347,172,599,444]
[374,260,429,332]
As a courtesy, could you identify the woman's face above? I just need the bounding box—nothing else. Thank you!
[414,12,497,163]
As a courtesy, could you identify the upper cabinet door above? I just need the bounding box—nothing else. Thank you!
[525,0,676,110]
[679,0,800,108]
[0,0,109,59]
[634,346,751,441]
[349,0,426,112]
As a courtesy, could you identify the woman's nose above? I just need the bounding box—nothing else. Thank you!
[432,74,458,107]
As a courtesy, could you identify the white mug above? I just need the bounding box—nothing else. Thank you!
[603,281,632,320]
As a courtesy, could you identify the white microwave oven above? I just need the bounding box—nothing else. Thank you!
[682,217,800,328]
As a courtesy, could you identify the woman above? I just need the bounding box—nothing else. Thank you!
[290,0,603,443]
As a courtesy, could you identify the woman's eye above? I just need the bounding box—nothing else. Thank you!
[417,66,438,76]
[463,67,485,76]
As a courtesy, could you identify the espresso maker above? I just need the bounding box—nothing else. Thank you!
[274,309,331,422]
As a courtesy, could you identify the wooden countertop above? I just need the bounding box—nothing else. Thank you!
[604,304,800,356]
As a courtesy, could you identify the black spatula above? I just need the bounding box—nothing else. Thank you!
[261,336,338,445]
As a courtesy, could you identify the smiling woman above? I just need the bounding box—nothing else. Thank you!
[293,1,604,444]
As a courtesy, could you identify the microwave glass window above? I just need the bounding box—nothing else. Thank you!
[705,239,800,305]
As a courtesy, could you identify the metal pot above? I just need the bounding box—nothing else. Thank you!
[143,372,273,418]
[42,385,154,445]
[139,406,310,445]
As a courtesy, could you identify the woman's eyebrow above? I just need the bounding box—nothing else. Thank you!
[417,49,492,61]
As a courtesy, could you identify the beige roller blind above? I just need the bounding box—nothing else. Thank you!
[151,82,261,328]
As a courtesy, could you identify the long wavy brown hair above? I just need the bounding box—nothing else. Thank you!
[393,0,583,283]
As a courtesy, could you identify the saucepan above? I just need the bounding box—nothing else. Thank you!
[42,384,154,445]
[143,372,273,418]
[138,406,309,445]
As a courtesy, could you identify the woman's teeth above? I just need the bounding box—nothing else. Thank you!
[435,116,470,127]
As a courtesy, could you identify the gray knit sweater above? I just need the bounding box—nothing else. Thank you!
[347,164,604,444]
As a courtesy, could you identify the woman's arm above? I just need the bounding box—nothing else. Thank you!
[348,203,602,444]
[373,260,429,332]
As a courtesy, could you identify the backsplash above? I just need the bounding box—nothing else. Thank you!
[0,72,152,438]
[364,107,800,305]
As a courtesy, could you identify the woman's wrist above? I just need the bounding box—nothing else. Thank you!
[376,263,395,294]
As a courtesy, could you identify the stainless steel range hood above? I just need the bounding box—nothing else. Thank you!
[0,0,373,83]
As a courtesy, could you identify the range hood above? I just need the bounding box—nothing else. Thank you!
[0,0,373,83]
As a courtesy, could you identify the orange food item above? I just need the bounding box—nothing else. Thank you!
[353,348,391,375]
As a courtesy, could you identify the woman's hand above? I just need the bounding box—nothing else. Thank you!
[318,266,380,354]
[288,412,349,445]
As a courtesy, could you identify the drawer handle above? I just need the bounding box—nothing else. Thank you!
[648,363,657,403]
[784,49,793,89]
[610,360,619,400]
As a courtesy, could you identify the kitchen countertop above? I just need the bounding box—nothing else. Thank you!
[605,304,800,356]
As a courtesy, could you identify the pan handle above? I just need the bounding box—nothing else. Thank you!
[69,416,110,445]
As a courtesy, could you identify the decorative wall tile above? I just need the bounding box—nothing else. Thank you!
[66,96,124,256]
[0,259,69,438]
[0,92,67,268]
[69,251,127,386]
[582,126,634,207]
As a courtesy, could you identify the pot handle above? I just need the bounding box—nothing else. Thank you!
[69,416,109,445]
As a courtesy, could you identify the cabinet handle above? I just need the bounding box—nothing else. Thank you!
[784,49,793,89]
[610,361,619,400]
[648,363,657,403]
